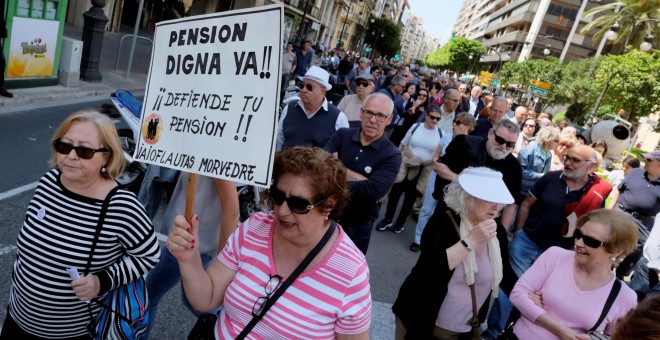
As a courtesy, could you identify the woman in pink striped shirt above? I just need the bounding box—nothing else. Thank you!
[168,147,372,339]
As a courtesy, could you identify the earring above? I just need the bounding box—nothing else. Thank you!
[101,166,107,173]
[324,214,329,223]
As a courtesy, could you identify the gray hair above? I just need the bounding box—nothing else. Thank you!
[492,96,508,108]
[493,118,520,135]
[536,126,560,146]
[364,93,394,116]
[391,75,406,87]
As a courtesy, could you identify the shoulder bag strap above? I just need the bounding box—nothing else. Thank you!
[83,186,120,275]
[236,221,337,340]
[447,211,480,339]
[588,278,621,332]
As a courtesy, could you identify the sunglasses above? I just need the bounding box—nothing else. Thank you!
[427,115,441,121]
[492,131,516,148]
[574,228,607,248]
[418,93,428,97]
[298,82,318,92]
[524,124,536,128]
[269,185,324,214]
[252,274,282,317]
[54,139,108,160]
[453,120,463,126]
[356,81,372,87]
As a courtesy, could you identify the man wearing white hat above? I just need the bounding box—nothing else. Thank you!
[276,66,348,150]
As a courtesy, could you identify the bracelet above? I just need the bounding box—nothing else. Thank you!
[460,239,473,252]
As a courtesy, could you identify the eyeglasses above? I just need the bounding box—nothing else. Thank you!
[559,142,572,148]
[53,139,108,160]
[252,274,283,317]
[298,81,318,92]
[427,114,441,121]
[360,109,390,122]
[574,228,607,248]
[524,124,536,128]
[269,185,324,214]
[563,154,587,165]
[356,81,372,87]
[492,130,516,148]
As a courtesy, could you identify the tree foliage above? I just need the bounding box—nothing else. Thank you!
[425,37,486,73]
[365,18,401,57]
[499,50,660,125]
[580,0,660,50]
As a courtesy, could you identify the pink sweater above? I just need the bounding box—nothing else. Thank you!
[216,212,371,339]
[510,247,637,339]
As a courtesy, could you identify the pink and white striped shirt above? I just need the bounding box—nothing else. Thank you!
[216,211,372,339]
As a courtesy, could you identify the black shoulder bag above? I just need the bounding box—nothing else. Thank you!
[188,221,336,340]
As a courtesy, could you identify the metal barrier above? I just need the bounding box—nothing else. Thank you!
[115,34,154,77]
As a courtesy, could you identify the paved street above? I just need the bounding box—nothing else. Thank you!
[0,100,422,338]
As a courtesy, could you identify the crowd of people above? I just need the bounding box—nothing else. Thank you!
[1,45,658,340]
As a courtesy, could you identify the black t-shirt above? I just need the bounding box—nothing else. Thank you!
[338,59,353,75]
[432,134,522,206]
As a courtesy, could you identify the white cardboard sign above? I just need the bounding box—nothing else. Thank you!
[134,5,283,187]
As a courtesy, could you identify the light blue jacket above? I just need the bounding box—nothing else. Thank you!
[518,141,552,195]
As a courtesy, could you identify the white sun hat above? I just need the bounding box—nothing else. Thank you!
[298,66,332,90]
[458,168,514,204]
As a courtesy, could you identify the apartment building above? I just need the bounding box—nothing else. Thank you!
[452,0,612,65]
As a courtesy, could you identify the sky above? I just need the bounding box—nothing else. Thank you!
[406,0,463,42]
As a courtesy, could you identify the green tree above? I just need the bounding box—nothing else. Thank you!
[424,37,485,73]
[580,0,660,50]
[499,57,565,109]
[365,18,401,57]
[595,49,660,123]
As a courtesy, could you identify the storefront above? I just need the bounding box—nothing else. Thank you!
[4,0,68,88]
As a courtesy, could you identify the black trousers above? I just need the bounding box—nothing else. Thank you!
[385,173,421,226]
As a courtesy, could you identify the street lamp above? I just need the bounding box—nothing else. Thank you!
[454,50,476,74]
[525,34,554,59]
[371,31,384,58]
[640,33,654,52]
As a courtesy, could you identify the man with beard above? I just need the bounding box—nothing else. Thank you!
[430,119,522,230]
[324,93,402,254]
[510,144,609,276]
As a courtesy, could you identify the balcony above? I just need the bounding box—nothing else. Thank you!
[283,0,321,20]
[483,30,528,46]
[485,12,535,34]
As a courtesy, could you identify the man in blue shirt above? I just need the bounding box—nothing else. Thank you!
[325,93,402,254]
[295,40,314,77]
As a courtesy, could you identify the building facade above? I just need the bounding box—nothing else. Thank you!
[452,0,614,65]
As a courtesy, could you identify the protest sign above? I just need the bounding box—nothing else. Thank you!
[134,4,283,188]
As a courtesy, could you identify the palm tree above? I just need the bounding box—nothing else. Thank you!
[580,0,660,51]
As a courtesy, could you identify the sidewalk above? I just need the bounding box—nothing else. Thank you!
[1,24,154,113]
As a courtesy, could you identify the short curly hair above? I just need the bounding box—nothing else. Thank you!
[271,147,349,220]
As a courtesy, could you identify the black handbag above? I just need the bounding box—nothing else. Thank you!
[187,221,336,340]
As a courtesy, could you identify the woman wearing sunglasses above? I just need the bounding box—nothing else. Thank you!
[168,147,371,339]
[393,168,517,339]
[390,88,430,146]
[1,111,160,338]
[508,209,638,339]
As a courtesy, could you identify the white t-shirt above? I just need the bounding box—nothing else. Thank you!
[401,124,444,161]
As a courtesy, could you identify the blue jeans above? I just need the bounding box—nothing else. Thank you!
[483,289,513,339]
[414,173,437,245]
[342,222,373,255]
[145,247,217,338]
[509,229,543,278]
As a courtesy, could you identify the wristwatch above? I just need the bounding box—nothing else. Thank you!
[460,239,473,252]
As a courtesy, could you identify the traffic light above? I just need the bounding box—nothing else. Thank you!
[395,54,400,60]
[365,47,371,53]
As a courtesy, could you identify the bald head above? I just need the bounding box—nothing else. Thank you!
[514,106,527,123]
